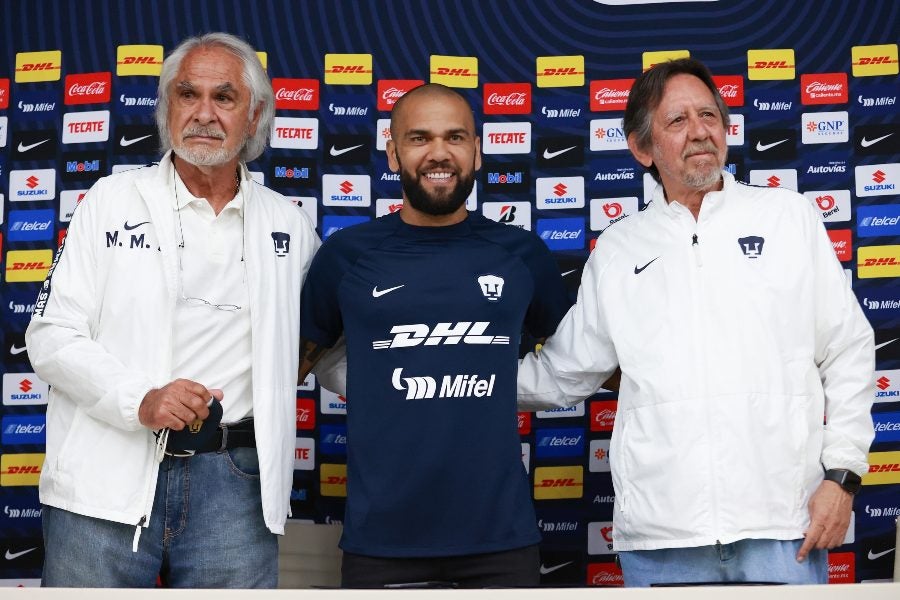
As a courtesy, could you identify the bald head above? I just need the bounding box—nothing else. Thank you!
[390,83,475,140]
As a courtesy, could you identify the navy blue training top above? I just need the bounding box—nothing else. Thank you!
[300,210,570,557]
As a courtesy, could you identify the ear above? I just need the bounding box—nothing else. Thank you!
[247,102,263,138]
[627,133,653,168]
[386,140,400,172]
[473,136,482,172]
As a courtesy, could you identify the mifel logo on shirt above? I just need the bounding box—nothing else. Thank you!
[319,463,347,497]
[430,55,478,88]
[5,250,54,283]
[116,45,164,76]
[324,54,373,85]
[858,245,900,279]
[642,50,690,72]
[862,451,900,485]
[747,49,796,80]
[533,465,583,500]
[0,453,44,486]
[851,44,899,77]
[536,56,585,88]
[15,50,62,83]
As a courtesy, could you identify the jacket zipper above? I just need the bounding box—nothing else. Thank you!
[133,429,169,552]
[692,233,702,267]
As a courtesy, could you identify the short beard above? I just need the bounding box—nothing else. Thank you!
[399,161,475,216]
[172,125,244,167]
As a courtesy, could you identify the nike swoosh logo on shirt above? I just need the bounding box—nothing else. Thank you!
[755,139,789,152]
[875,338,898,351]
[17,139,50,153]
[123,220,150,231]
[539,561,573,575]
[542,146,576,160]
[867,547,894,560]
[634,256,660,275]
[330,144,363,156]
[5,548,36,560]
[120,134,152,147]
[10,344,27,355]
[372,284,405,298]
[860,134,893,148]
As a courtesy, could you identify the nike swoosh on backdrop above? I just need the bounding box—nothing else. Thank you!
[123,221,150,231]
[330,144,363,156]
[17,139,50,153]
[875,338,898,351]
[860,134,893,148]
[867,547,895,560]
[542,146,576,160]
[372,284,405,298]
[10,345,27,355]
[539,561,573,575]
[634,256,660,275]
[755,139,789,152]
[120,134,153,147]
[5,548,37,561]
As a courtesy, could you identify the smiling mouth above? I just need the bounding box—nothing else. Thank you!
[423,171,455,183]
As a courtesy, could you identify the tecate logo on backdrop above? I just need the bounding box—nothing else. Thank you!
[322,174,371,207]
[482,201,531,230]
[270,117,318,149]
[536,177,585,210]
[855,163,899,197]
[2,374,49,406]
[294,437,315,470]
[9,169,56,201]
[590,119,627,151]
[804,190,851,223]
[482,122,531,154]
[64,72,111,105]
[857,204,900,237]
[801,111,848,144]
[590,197,638,232]
[726,114,744,146]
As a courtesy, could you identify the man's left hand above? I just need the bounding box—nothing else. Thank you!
[796,480,853,562]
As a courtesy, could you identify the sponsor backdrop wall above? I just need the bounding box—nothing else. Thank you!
[1,0,898,587]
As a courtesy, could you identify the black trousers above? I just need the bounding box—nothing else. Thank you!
[341,543,541,589]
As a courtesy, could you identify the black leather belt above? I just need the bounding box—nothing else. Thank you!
[165,418,256,456]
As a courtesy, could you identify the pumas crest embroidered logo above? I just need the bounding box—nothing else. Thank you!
[738,235,765,258]
[272,232,290,257]
[477,274,504,301]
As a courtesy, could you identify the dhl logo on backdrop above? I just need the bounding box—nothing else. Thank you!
[255,51,267,71]
[747,49,795,80]
[15,50,62,83]
[430,55,478,88]
[533,465,583,499]
[0,453,44,486]
[324,54,373,85]
[5,250,54,283]
[851,44,899,77]
[319,463,347,497]
[536,56,584,88]
[858,245,900,279]
[116,45,164,76]
[863,451,900,485]
[642,50,689,72]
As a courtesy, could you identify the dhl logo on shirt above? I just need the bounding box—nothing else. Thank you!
[858,245,900,279]
[116,45,164,76]
[5,250,54,283]
[851,44,899,77]
[642,50,690,72]
[255,51,267,71]
[862,451,900,485]
[430,55,478,88]
[533,465,583,500]
[747,49,796,80]
[324,54,373,85]
[319,463,347,497]
[536,56,585,88]
[0,453,44,486]
[15,50,62,83]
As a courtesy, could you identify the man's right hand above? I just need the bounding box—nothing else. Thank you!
[138,379,223,430]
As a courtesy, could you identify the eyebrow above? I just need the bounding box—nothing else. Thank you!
[405,127,470,137]
[174,81,237,94]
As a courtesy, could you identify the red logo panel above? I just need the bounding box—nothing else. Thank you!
[712,75,744,107]
[800,73,848,105]
[590,79,632,112]
[377,79,424,111]
[827,229,852,262]
[65,72,111,105]
[590,400,617,432]
[272,78,319,110]
[483,83,531,115]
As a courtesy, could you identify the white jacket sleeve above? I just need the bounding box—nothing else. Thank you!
[810,207,875,476]
[517,246,619,411]
[25,181,154,432]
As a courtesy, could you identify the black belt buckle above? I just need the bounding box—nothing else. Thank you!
[165,400,223,455]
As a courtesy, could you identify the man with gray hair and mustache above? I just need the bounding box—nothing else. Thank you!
[26,32,329,587]
[517,58,874,586]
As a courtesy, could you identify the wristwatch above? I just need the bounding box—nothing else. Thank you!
[824,469,862,495]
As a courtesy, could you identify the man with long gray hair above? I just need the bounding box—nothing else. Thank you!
[26,32,329,587]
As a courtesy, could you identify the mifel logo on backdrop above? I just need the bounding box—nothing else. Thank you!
[324,54,373,85]
[430,55,478,88]
[536,56,584,88]
[747,49,796,80]
[15,51,62,83]
[642,50,689,72]
[851,44,899,77]
[116,45,163,76]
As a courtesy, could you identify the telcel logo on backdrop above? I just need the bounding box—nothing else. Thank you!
[1,415,46,445]
[319,424,348,456]
[873,412,900,444]
[858,205,900,237]
[535,428,585,458]
[538,218,584,251]
[7,210,54,242]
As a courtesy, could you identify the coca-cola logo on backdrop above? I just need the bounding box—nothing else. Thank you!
[483,82,531,115]
[64,72,111,105]
[272,78,319,110]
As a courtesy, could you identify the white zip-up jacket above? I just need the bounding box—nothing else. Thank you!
[518,172,875,551]
[26,152,319,535]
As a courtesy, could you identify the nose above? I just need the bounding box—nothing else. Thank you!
[686,113,709,140]
[193,93,217,124]
[425,137,452,162]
